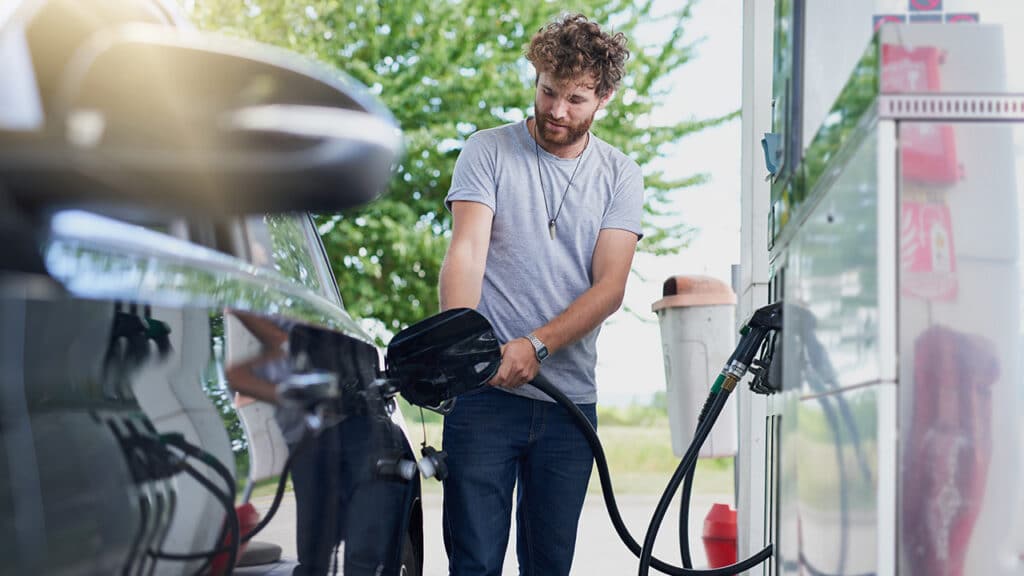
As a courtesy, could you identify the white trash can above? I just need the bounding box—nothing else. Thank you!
[652,275,737,458]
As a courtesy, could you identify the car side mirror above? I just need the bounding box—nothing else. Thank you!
[1,23,402,216]
[386,308,500,410]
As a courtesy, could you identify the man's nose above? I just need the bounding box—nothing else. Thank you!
[550,99,569,120]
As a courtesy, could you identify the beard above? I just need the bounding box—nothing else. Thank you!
[535,102,595,149]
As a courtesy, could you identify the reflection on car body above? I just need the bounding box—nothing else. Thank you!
[0,1,421,575]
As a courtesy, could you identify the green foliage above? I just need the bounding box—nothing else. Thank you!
[203,312,250,487]
[184,0,734,337]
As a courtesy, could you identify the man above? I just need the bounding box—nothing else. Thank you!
[437,13,643,576]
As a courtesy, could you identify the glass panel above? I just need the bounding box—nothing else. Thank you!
[797,386,882,576]
[779,125,885,576]
[772,0,794,166]
[803,1,1024,150]
[802,1,882,152]
[784,127,881,393]
[897,121,1022,576]
[879,10,1021,96]
[246,215,323,295]
[302,214,343,308]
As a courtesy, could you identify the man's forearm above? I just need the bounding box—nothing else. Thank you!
[531,281,624,354]
[438,249,484,311]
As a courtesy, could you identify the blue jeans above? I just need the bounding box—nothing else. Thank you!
[442,386,597,576]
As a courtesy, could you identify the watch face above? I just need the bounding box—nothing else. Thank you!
[527,334,548,362]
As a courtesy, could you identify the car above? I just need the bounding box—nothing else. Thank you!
[0,1,427,574]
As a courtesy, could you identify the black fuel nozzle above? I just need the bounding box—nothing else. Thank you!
[748,330,781,395]
[730,326,769,370]
[385,308,501,411]
[744,301,783,332]
[721,302,784,390]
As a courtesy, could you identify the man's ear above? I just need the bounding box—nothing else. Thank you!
[598,90,615,110]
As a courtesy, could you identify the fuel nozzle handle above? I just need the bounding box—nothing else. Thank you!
[730,327,769,369]
[743,301,783,332]
[720,302,784,391]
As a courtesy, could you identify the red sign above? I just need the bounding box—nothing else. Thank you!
[901,201,957,301]
[946,13,979,23]
[873,14,907,32]
[882,45,960,184]
[882,45,942,93]
[909,0,942,12]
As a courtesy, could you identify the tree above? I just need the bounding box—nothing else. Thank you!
[184,0,735,341]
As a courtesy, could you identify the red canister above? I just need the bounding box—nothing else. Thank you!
[702,503,737,568]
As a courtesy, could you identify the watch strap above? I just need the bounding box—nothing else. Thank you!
[525,333,549,363]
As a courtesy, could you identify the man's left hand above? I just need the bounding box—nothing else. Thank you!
[489,338,540,388]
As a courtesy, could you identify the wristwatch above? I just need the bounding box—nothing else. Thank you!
[525,333,549,363]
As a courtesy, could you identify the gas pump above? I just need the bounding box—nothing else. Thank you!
[739,3,1023,574]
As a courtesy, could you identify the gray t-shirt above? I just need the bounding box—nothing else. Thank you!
[445,120,644,403]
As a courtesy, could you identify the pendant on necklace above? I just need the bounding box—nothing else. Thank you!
[548,220,556,240]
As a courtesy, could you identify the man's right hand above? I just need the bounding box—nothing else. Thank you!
[489,338,540,389]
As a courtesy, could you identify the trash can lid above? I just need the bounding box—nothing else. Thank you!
[651,275,736,311]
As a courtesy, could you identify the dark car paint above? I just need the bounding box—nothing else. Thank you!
[1,210,424,575]
[0,0,422,572]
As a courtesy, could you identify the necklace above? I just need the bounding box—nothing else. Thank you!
[532,120,587,240]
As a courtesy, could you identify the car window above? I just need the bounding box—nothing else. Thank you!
[303,213,345,308]
[245,214,324,295]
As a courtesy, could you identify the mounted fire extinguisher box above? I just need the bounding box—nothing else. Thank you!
[652,275,737,458]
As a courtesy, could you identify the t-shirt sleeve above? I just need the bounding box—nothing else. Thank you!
[445,132,497,214]
[601,160,645,240]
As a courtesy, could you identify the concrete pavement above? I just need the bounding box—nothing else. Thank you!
[419,490,731,576]
[242,488,735,575]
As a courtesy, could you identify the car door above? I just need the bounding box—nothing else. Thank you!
[229,212,423,574]
[1,208,421,576]
[0,0,415,572]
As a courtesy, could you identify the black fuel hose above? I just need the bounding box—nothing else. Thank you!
[678,461,696,567]
[529,374,773,576]
[639,391,771,576]
[678,391,722,568]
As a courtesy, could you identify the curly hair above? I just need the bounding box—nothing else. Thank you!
[526,13,629,98]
